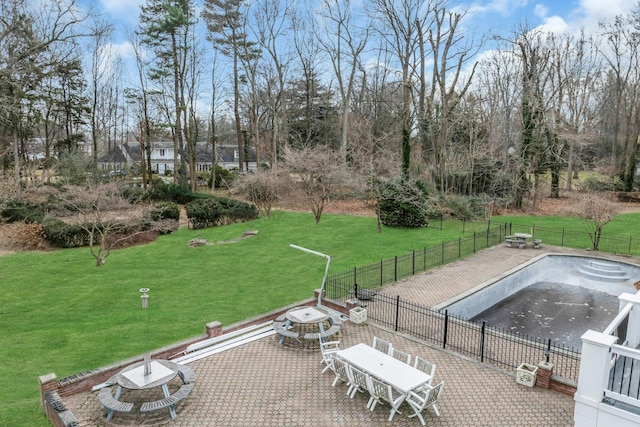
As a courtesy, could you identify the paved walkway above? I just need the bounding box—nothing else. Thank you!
[64,246,639,426]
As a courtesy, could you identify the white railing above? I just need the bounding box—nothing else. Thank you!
[604,344,640,407]
[574,292,640,427]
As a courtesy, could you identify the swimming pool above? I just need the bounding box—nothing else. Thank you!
[436,254,640,348]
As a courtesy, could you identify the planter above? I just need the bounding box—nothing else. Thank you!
[349,306,367,324]
[516,363,538,387]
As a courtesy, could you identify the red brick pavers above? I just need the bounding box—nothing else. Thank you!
[64,246,637,426]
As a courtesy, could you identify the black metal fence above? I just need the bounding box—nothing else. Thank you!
[325,223,507,301]
[506,222,640,257]
[322,219,640,384]
[362,292,581,382]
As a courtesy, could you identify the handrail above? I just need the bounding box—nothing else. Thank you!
[603,302,633,336]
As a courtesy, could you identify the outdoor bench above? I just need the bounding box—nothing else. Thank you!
[140,383,194,419]
[533,239,542,249]
[98,387,133,420]
[178,365,197,384]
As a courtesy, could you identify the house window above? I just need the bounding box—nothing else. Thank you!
[160,149,165,156]
[233,150,239,161]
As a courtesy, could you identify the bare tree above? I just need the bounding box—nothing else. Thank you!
[283,146,352,223]
[56,183,170,266]
[419,4,479,191]
[253,0,295,170]
[575,192,618,251]
[372,0,430,177]
[87,20,114,164]
[316,0,370,162]
[0,0,89,198]
[234,170,284,218]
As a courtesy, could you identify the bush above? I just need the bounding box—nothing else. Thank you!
[142,181,206,204]
[378,180,439,228]
[439,195,491,220]
[205,165,235,189]
[1,201,45,224]
[147,202,180,221]
[41,217,92,248]
[185,197,258,229]
[2,221,46,250]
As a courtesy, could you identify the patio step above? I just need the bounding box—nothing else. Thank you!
[576,261,631,282]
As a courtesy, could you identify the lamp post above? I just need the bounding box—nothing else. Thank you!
[289,244,331,306]
[140,288,151,376]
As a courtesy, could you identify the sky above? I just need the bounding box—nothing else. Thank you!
[73,0,637,119]
[89,0,637,38]
[81,0,637,66]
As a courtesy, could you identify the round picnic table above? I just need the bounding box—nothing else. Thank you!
[275,306,342,347]
[101,359,192,421]
[285,306,329,324]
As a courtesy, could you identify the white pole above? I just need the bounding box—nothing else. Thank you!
[289,244,331,306]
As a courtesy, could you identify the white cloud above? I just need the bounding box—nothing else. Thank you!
[99,0,144,26]
[533,4,548,18]
[537,15,569,34]
[467,0,530,16]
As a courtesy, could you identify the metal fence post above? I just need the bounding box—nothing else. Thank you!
[480,321,486,362]
[474,231,477,253]
[458,237,461,259]
[380,260,383,287]
[395,295,400,332]
[443,310,449,349]
[441,242,445,265]
[394,256,398,282]
[412,250,416,275]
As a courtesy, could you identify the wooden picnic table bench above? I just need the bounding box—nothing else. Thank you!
[98,386,134,421]
[140,383,194,419]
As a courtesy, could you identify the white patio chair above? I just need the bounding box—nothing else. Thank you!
[330,357,354,395]
[406,381,444,426]
[413,356,436,386]
[346,364,370,400]
[366,376,406,421]
[319,339,340,373]
[391,347,411,365]
[372,336,392,354]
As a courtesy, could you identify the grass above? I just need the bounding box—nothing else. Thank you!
[0,210,490,426]
[1,209,637,425]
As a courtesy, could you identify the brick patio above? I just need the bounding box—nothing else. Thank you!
[63,245,639,426]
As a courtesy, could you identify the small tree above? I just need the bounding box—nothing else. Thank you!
[234,170,284,219]
[57,183,171,266]
[283,146,352,224]
[576,192,618,251]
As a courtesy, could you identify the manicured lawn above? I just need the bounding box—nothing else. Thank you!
[1,210,636,426]
[0,211,489,426]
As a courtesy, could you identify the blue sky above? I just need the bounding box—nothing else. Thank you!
[81,0,636,61]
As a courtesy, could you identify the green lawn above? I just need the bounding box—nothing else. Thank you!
[0,211,490,426]
[1,210,637,425]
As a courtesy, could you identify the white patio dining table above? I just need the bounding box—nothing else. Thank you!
[336,343,432,394]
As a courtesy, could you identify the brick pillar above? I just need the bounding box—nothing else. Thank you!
[314,288,326,303]
[39,373,58,421]
[536,361,553,389]
[206,321,222,338]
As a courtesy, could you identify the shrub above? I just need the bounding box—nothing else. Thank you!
[143,181,205,204]
[439,195,491,220]
[2,221,46,250]
[1,201,45,224]
[41,217,92,248]
[377,180,439,228]
[185,197,258,229]
[147,202,180,221]
[205,165,235,189]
